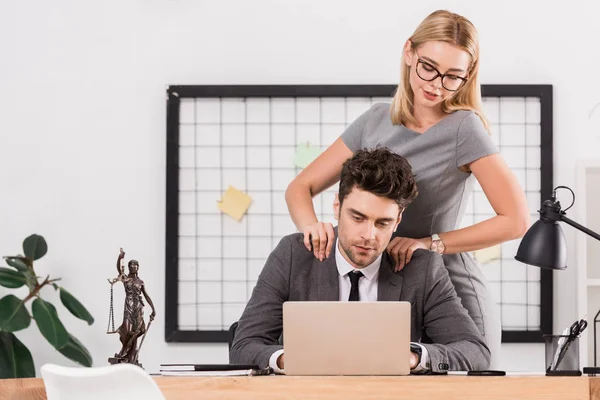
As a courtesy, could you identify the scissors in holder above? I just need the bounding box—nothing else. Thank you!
[553,318,588,371]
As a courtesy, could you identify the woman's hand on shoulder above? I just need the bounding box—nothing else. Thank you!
[302,222,335,261]
[387,237,429,272]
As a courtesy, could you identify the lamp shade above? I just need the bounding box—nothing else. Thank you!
[515,219,567,270]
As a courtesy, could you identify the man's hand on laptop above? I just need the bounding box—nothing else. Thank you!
[410,352,419,369]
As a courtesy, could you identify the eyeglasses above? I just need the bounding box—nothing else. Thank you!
[414,51,468,92]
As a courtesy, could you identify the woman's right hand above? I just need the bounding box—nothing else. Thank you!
[302,222,335,261]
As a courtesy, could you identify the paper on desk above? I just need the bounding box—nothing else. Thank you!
[474,244,501,264]
[293,142,322,168]
[217,186,252,221]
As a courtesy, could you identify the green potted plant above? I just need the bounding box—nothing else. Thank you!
[0,234,94,378]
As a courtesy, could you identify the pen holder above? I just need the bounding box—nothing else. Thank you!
[544,335,582,376]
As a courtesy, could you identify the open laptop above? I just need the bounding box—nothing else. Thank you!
[282,301,411,376]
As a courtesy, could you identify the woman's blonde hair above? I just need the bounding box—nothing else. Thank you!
[390,10,489,132]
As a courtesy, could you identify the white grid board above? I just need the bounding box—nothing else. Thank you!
[176,95,543,332]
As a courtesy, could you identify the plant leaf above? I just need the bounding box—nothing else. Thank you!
[59,288,94,325]
[23,234,48,261]
[57,333,93,367]
[0,331,35,378]
[0,295,31,332]
[0,267,27,289]
[32,298,69,350]
[16,255,33,268]
[4,256,30,273]
[4,257,37,290]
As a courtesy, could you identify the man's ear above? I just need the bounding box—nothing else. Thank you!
[333,194,340,221]
[394,210,403,232]
[403,40,414,67]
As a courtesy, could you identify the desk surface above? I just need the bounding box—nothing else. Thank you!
[0,375,598,400]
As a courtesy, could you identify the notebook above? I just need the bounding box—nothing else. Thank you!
[159,364,271,376]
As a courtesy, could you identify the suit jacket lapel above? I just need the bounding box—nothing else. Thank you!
[377,253,403,301]
[317,253,340,301]
[317,227,340,301]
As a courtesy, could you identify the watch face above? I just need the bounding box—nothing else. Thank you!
[431,240,444,254]
[410,343,421,354]
[410,343,422,361]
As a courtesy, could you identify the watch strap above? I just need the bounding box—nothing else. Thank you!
[410,343,422,364]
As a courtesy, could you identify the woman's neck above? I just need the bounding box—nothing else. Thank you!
[412,105,445,129]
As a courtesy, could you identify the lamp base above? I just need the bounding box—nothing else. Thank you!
[583,367,600,376]
[546,370,582,376]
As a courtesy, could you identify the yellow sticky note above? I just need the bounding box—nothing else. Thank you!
[293,142,322,168]
[217,186,252,221]
[474,244,501,264]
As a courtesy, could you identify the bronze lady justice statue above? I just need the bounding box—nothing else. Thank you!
[107,248,156,366]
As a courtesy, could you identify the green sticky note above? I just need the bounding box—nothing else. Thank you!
[293,143,322,168]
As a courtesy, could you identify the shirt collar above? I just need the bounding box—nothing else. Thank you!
[334,238,382,281]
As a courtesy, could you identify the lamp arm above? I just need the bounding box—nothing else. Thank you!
[560,215,600,242]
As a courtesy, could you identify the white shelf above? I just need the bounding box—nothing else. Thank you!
[577,159,600,369]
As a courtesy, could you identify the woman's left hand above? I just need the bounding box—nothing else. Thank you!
[387,237,430,272]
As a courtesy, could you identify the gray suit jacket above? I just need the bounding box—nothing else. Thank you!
[229,232,490,373]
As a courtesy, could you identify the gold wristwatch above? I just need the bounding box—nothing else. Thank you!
[430,233,445,254]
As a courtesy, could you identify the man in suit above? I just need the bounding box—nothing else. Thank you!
[230,147,490,374]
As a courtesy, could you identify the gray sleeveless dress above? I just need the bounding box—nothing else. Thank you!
[341,103,502,368]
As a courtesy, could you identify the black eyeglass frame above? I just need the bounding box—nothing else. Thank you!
[414,51,469,92]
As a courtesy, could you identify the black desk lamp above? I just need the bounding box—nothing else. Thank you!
[515,186,600,270]
[515,186,600,373]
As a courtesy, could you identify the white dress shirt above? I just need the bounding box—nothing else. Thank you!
[269,239,429,374]
[335,241,381,302]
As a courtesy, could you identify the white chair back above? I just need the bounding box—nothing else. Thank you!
[41,363,165,400]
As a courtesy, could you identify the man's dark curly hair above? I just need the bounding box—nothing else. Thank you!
[338,147,418,211]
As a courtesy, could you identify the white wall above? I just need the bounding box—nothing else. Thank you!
[1,0,599,375]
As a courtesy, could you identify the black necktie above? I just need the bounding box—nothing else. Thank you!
[348,271,364,301]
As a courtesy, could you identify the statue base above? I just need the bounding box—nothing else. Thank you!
[108,356,143,369]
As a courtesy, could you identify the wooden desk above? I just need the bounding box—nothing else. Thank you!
[1,375,598,400]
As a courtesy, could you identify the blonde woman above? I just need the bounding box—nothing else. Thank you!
[285,10,530,368]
